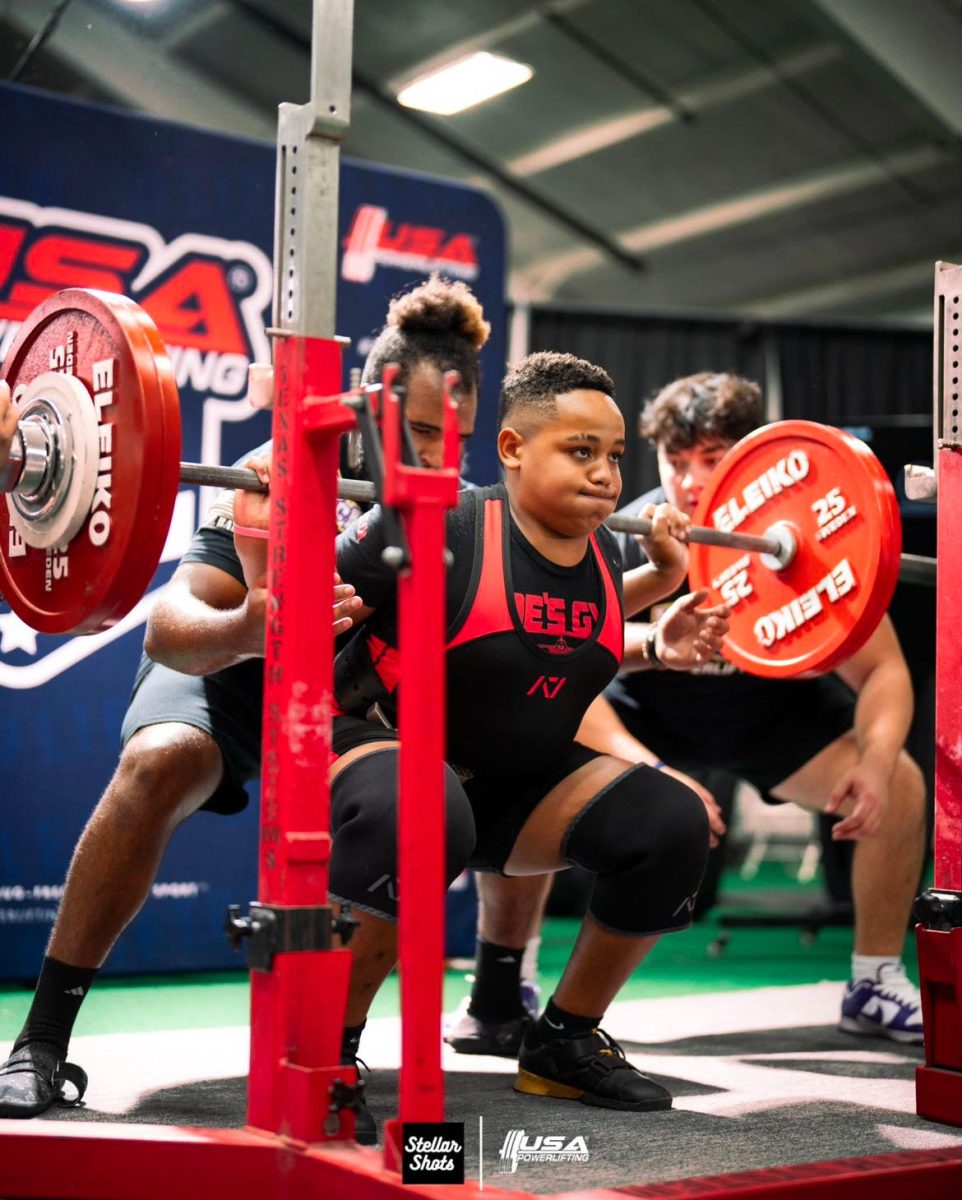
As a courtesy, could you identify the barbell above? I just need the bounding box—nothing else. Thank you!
[0,288,934,678]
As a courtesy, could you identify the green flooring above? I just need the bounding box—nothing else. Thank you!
[0,862,919,1042]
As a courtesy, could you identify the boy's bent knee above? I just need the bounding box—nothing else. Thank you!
[329,750,475,920]
[563,764,710,935]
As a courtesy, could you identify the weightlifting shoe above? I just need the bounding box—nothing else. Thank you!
[444,1001,533,1057]
[839,962,924,1044]
[0,1041,88,1117]
[515,1025,672,1111]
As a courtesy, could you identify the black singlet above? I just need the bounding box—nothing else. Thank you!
[334,483,624,778]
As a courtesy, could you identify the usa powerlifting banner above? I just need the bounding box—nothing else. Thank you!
[0,82,505,977]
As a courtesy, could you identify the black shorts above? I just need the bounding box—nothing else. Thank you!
[332,715,602,872]
[607,674,856,799]
[121,657,264,815]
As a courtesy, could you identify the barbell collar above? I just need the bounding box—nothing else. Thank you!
[0,418,58,496]
[0,425,26,492]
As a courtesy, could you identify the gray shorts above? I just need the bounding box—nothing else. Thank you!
[121,655,263,814]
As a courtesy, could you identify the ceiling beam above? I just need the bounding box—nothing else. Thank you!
[735,255,958,321]
[4,0,275,139]
[813,0,962,139]
[508,40,839,177]
[515,142,948,298]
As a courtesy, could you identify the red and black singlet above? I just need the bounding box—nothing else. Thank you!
[334,483,624,778]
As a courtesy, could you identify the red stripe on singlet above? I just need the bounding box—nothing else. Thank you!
[447,498,513,650]
[590,531,624,663]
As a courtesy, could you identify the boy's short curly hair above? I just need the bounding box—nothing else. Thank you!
[362,273,489,393]
[639,372,763,453]
[498,351,615,430]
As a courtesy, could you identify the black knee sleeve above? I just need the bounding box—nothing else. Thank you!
[561,764,710,936]
[329,749,476,920]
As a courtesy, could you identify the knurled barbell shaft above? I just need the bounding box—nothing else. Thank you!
[604,513,783,557]
[3,440,939,584]
[899,552,937,587]
[156,466,948,586]
[181,463,790,555]
[180,461,374,504]
[0,414,824,560]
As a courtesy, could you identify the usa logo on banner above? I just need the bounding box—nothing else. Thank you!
[0,81,505,976]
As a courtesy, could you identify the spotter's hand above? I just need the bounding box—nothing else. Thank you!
[654,590,731,669]
[333,572,363,635]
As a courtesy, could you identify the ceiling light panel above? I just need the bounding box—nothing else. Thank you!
[397,51,533,115]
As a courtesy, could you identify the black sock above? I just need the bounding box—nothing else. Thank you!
[341,1021,366,1065]
[13,956,99,1059]
[468,939,526,1021]
[534,996,601,1043]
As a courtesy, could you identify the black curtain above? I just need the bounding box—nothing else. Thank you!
[528,309,766,499]
[526,307,932,499]
[775,325,932,422]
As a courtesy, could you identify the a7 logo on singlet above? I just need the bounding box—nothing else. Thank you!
[527,675,567,700]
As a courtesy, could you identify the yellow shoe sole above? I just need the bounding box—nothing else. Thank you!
[514,1067,583,1100]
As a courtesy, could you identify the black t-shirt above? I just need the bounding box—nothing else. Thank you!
[335,483,624,778]
[606,486,855,736]
[510,522,605,656]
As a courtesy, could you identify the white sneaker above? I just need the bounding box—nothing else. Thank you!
[839,962,924,1044]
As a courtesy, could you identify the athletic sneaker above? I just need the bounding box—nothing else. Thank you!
[515,1025,672,1111]
[444,1000,532,1057]
[520,979,541,1020]
[839,963,924,1044]
[0,1041,88,1117]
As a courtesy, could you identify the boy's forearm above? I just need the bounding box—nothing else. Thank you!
[622,562,686,619]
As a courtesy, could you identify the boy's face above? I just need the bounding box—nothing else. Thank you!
[656,437,731,516]
[501,389,625,536]
[404,361,477,471]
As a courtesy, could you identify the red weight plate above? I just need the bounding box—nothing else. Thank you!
[0,288,181,634]
[688,420,902,679]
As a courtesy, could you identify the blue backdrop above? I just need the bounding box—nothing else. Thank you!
[0,82,504,978]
